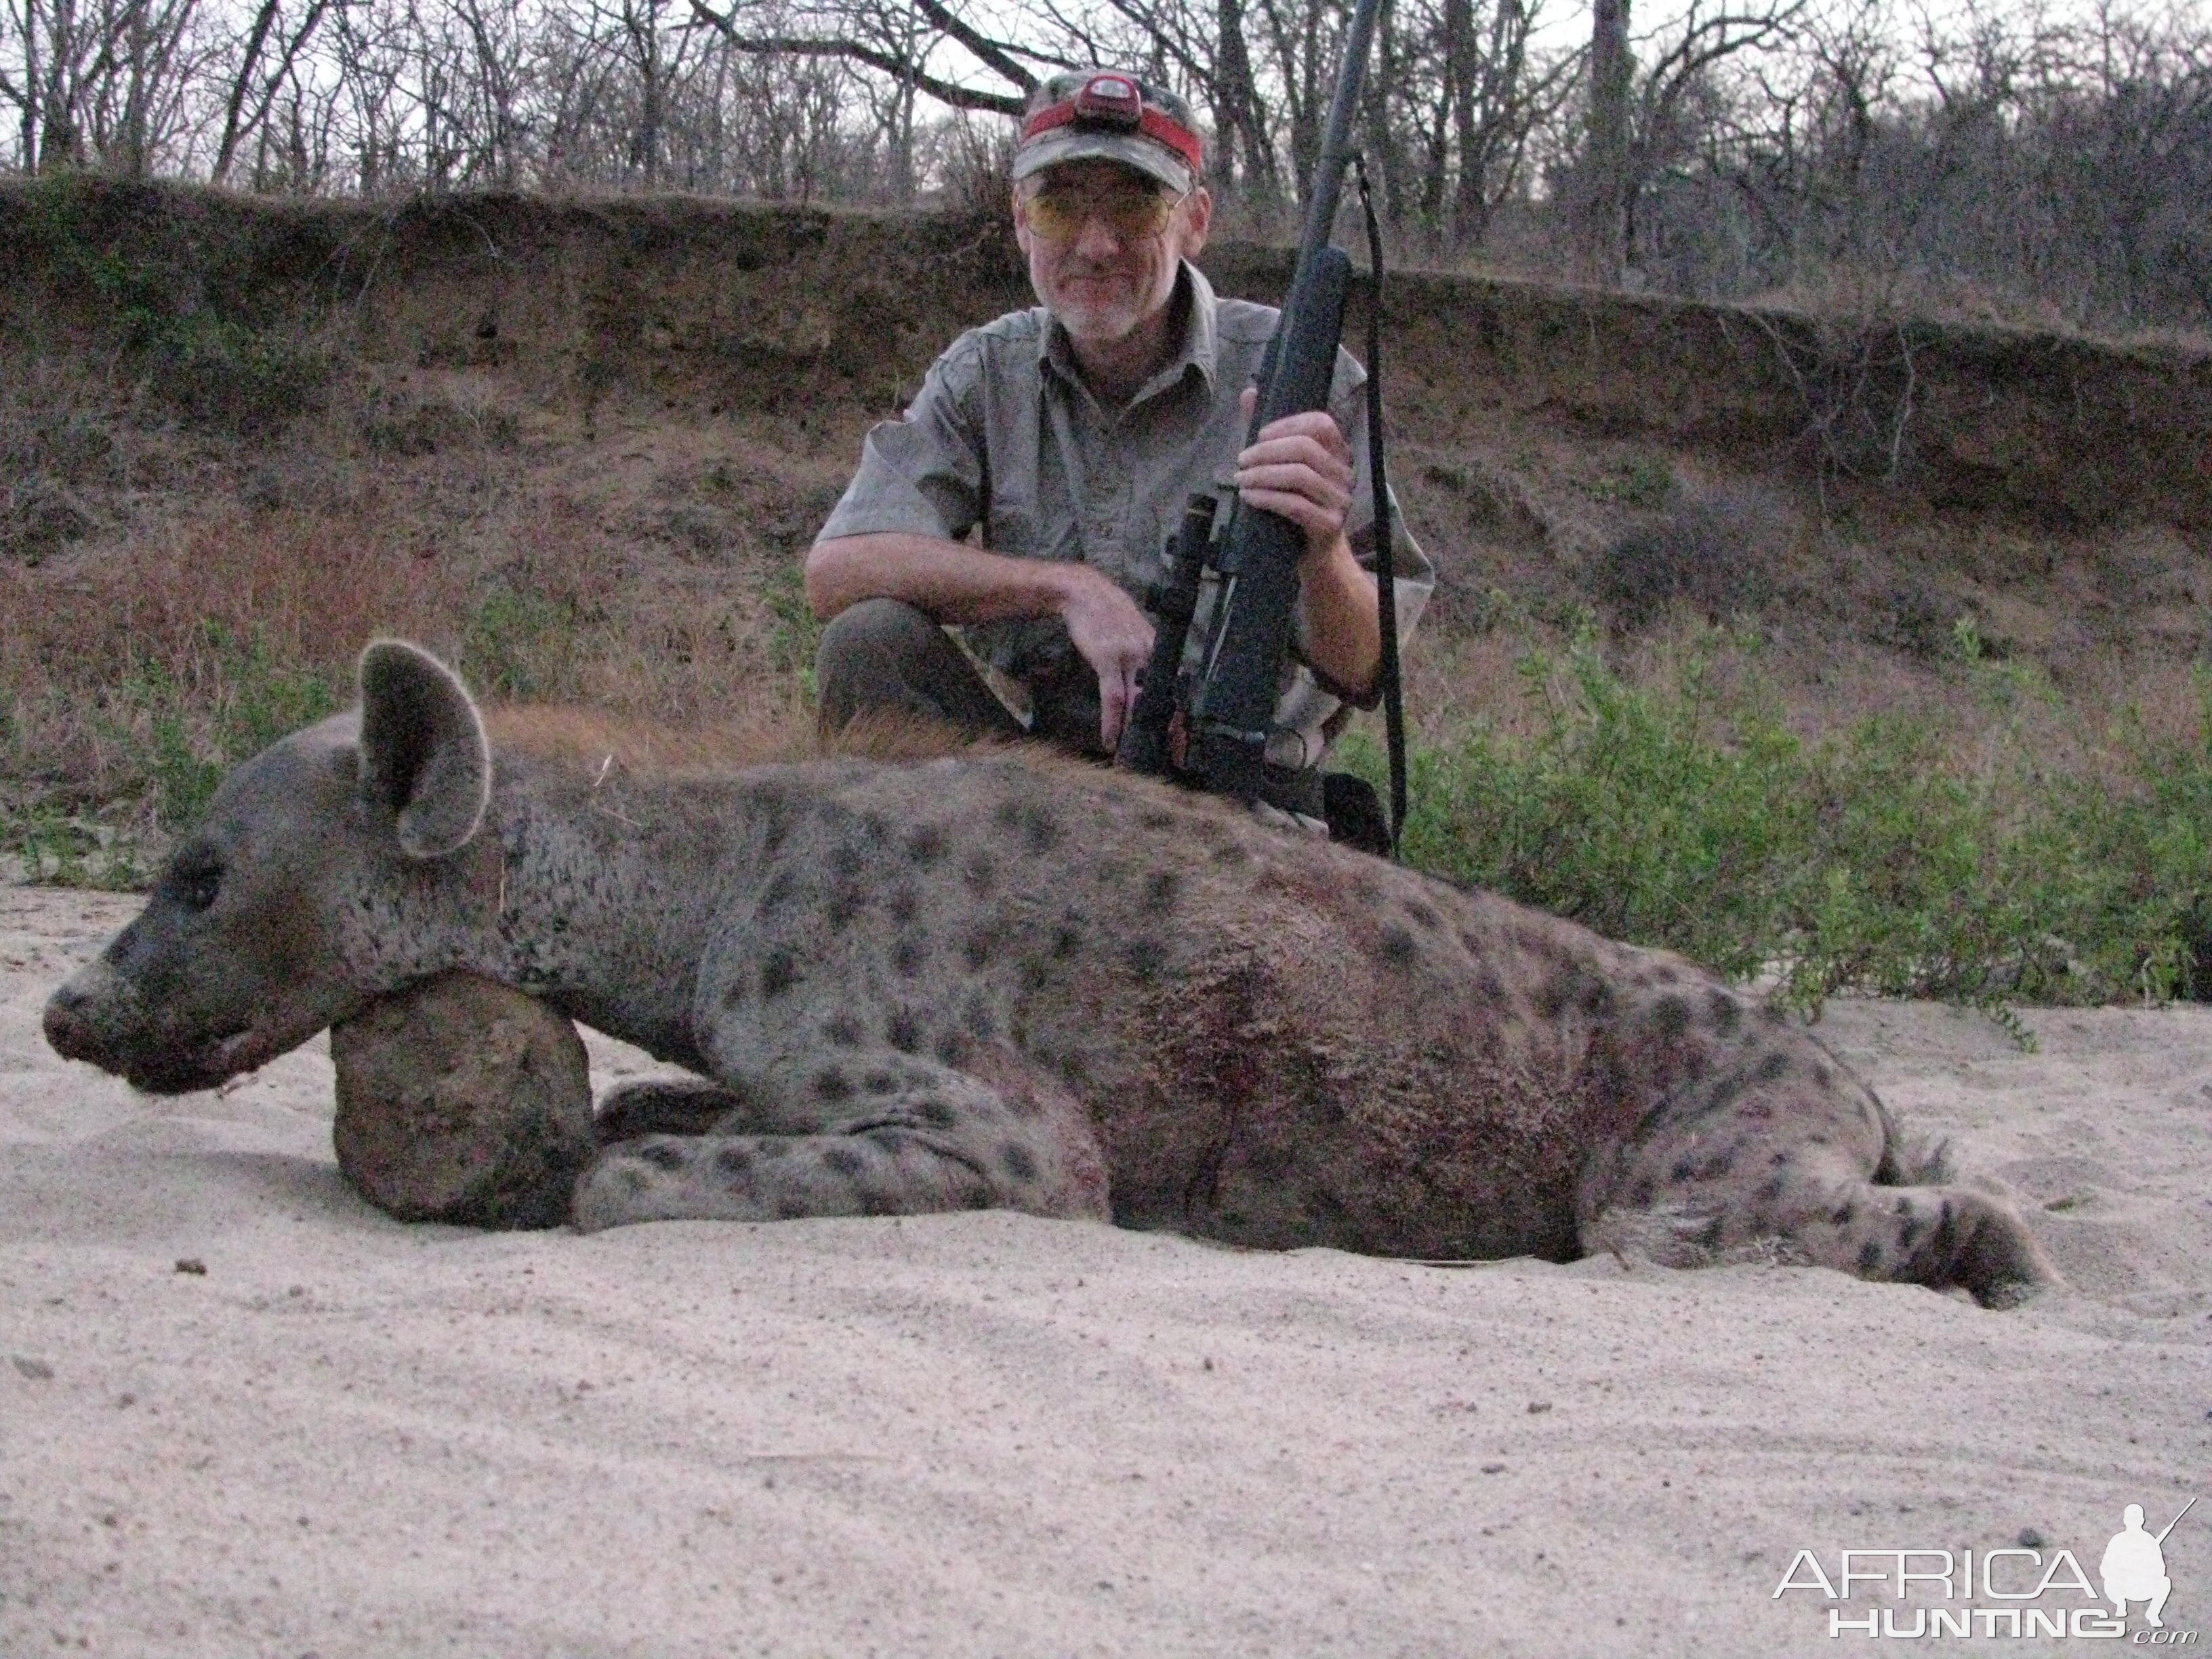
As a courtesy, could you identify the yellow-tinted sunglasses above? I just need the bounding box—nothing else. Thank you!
[1023,180,1184,243]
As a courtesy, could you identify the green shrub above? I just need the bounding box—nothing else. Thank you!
[5,619,340,882]
[107,621,342,832]
[764,561,821,699]
[150,315,330,434]
[462,584,584,701]
[1,806,145,889]
[1588,455,1677,507]
[20,184,331,435]
[1344,626,2212,1027]
[1383,636,1807,983]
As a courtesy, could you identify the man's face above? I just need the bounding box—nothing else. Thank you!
[1012,160,1212,348]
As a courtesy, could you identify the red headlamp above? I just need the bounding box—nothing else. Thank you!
[1020,74,1204,177]
[1073,73,1142,129]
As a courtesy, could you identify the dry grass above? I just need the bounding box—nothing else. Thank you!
[0,360,834,836]
[2,508,450,802]
[481,701,973,777]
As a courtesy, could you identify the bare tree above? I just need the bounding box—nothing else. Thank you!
[448,0,531,184]
[78,0,210,173]
[211,0,334,182]
[685,0,1035,117]
[1575,0,1806,284]
[1578,0,1629,277]
[0,0,2200,329]
[1074,0,1283,205]
[1412,0,1565,245]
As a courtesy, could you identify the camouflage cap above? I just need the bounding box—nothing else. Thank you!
[1014,72,1204,195]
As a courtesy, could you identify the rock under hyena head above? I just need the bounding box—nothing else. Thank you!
[43,640,2056,1307]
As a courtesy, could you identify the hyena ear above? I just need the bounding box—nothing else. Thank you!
[356,639,491,860]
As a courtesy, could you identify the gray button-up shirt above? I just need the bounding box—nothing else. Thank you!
[816,261,1433,770]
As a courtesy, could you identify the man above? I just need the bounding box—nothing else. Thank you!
[807,70,1431,831]
[2100,1504,2175,1627]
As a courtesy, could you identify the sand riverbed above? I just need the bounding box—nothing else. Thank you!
[2,884,2205,1656]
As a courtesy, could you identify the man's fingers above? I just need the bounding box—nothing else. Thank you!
[1235,459,1351,506]
[1238,486,1337,537]
[1098,661,1139,751]
[1250,410,1350,457]
[1056,566,1160,751]
[1237,438,1351,483]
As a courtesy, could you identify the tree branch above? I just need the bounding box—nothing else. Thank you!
[913,0,1036,93]
[685,0,1025,114]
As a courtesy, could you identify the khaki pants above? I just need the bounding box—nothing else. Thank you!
[814,597,1105,755]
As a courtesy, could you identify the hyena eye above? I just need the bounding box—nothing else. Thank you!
[167,857,222,913]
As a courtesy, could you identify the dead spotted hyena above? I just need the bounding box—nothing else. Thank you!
[45,642,2056,1307]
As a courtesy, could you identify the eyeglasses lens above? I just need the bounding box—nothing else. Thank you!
[1029,186,1176,242]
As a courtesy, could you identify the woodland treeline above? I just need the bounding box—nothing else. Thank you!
[3,0,2207,328]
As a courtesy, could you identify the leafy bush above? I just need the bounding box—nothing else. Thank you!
[104,621,343,832]
[3,619,340,880]
[149,315,330,434]
[17,183,331,435]
[1345,625,2212,1025]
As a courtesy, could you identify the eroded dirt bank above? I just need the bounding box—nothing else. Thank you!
[4,178,2211,851]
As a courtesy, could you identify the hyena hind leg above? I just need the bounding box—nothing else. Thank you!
[1801,1183,2060,1310]
[594,1076,760,1145]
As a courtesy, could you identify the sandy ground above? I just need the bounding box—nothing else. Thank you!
[1,882,2205,1657]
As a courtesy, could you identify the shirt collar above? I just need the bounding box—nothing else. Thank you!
[1039,259,1220,405]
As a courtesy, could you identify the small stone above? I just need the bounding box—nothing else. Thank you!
[332,972,594,1229]
[173,1258,207,1275]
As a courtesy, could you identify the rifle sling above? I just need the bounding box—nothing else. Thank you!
[1353,154,1408,858]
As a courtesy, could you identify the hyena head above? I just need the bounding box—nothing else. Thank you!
[44,640,495,1094]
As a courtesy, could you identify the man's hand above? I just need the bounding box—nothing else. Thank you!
[1058,565,1155,752]
[1234,386,1353,566]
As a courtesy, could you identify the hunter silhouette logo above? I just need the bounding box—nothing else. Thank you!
[2104,1499,2194,1629]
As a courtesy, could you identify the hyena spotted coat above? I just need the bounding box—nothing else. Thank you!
[45,642,2055,1306]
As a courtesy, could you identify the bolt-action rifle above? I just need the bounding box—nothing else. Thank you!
[1118,0,1406,854]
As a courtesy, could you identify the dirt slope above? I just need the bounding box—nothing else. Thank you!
[3,177,2209,808]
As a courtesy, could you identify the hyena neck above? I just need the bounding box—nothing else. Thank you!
[446,764,765,1071]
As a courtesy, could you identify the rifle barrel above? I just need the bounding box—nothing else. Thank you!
[2154,1495,2197,1544]
[1253,0,1383,435]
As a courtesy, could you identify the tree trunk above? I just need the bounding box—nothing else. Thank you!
[37,0,82,171]
[1582,0,1631,284]
[1444,0,1475,235]
[1361,0,1403,222]
[1215,0,1277,207]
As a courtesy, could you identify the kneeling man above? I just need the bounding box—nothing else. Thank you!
[807,71,1431,832]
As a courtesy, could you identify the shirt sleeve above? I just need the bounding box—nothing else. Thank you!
[1293,346,1435,710]
[815,336,988,544]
